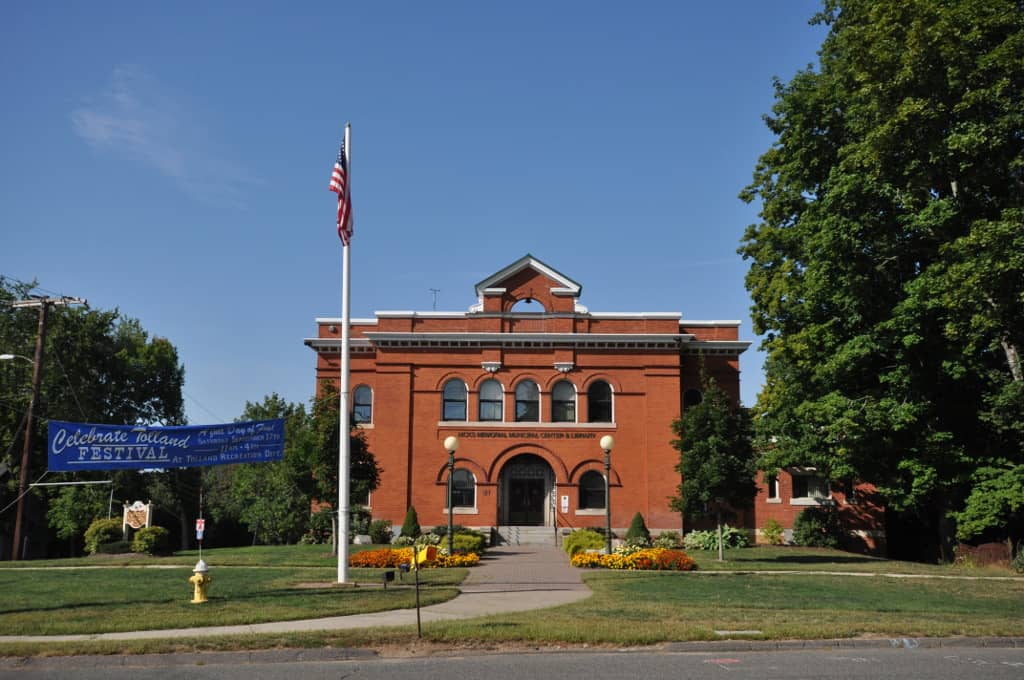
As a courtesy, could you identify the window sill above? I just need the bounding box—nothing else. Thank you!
[356,423,374,430]
[443,507,479,515]
[575,509,606,516]
[766,498,781,504]
[790,497,834,506]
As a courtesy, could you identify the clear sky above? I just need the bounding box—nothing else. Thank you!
[1,2,827,423]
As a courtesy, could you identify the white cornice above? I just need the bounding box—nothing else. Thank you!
[315,318,378,325]
[680,320,743,327]
[305,334,749,355]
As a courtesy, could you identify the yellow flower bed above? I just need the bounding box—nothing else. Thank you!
[570,547,697,571]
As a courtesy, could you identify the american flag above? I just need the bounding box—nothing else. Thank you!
[329,140,353,245]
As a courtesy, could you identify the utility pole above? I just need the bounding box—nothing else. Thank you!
[429,288,440,311]
[8,295,86,560]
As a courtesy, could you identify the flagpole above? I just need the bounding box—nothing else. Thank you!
[337,122,352,584]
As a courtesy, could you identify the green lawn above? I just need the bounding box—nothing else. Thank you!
[0,544,1020,657]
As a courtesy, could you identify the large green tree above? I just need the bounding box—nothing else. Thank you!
[670,380,758,561]
[1,276,186,556]
[202,394,316,545]
[739,0,1024,555]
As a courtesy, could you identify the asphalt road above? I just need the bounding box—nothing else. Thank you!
[3,646,1024,679]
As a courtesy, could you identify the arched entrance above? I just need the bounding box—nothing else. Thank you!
[498,453,554,526]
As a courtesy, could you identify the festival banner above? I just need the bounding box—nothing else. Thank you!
[47,419,285,471]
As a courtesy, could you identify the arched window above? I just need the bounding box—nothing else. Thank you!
[551,380,576,423]
[450,469,476,508]
[353,385,373,424]
[515,380,540,422]
[478,379,503,421]
[579,470,606,509]
[442,379,467,421]
[587,380,613,423]
[683,389,703,409]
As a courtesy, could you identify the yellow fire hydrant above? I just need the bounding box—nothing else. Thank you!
[189,559,212,604]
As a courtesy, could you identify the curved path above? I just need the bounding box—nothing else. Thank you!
[0,545,591,643]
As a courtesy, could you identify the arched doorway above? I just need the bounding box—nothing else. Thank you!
[498,453,554,526]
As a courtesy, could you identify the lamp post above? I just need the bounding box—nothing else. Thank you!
[1,352,41,562]
[599,435,615,555]
[443,435,459,557]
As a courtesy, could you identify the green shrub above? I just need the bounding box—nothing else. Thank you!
[625,512,651,547]
[84,518,123,555]
[452,532,485,554]
[400,506,421,539]
[301,508,335,544]
[683,525,749,551]
[563,529,606,555]
[369,519,393,544]
[1011,544,1024,574]
[131,526,171,555]
[653,531,682,548]
[792,506,842,548]
[350,507,371,536]
[392,535,414,546]
[761,518,785,545]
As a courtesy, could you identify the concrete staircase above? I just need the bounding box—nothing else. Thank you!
[493,525,559,546]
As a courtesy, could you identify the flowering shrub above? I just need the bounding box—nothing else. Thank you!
[349,547,478,568]
[571,547,697,571]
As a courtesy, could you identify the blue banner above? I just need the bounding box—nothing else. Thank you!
[47,419,285,471]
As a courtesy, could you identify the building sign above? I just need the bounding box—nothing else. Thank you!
[453,431,598,440]
[47,419,285,471]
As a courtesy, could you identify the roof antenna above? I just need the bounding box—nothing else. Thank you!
[429,288,440,311]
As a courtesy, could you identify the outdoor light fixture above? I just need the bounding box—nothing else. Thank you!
[600,435,615,555]
[443,435,459,556]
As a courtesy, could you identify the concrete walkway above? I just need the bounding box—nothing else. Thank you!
[0,545,591,643]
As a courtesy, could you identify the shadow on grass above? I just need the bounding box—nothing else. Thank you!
[728,554,882,565]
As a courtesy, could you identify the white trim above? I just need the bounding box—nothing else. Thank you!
[589,312,682,319]
[680,320,743,327]
[316,317,377,325]
[474,254,583,299]
[436,421,614,430]
[574,509,606,516]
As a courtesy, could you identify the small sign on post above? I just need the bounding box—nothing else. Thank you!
[195,518,205,541]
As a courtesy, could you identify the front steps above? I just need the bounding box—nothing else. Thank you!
[493,525,559,546]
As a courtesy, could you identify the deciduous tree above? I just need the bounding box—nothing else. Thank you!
[739,0,1024,555]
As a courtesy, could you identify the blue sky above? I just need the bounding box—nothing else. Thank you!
[1,2,827,423]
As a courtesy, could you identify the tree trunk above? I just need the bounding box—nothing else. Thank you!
[717,508,724,562]
[1002,339,1022,382]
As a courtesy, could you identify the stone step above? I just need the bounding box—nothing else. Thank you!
[493,526,559,546]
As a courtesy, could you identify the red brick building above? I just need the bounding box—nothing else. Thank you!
[305,254,883,548]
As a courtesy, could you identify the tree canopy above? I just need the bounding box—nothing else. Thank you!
[1,276,187,555]
[739,0,1024,550]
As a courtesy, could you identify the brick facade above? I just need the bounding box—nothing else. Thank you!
[305,255,884,548]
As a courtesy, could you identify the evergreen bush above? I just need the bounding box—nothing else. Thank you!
[625,512,652,547]
[400,506,421,538]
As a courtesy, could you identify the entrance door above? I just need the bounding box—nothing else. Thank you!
[508,478,546,525]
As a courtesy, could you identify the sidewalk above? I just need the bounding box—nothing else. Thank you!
[0,545,591,643]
